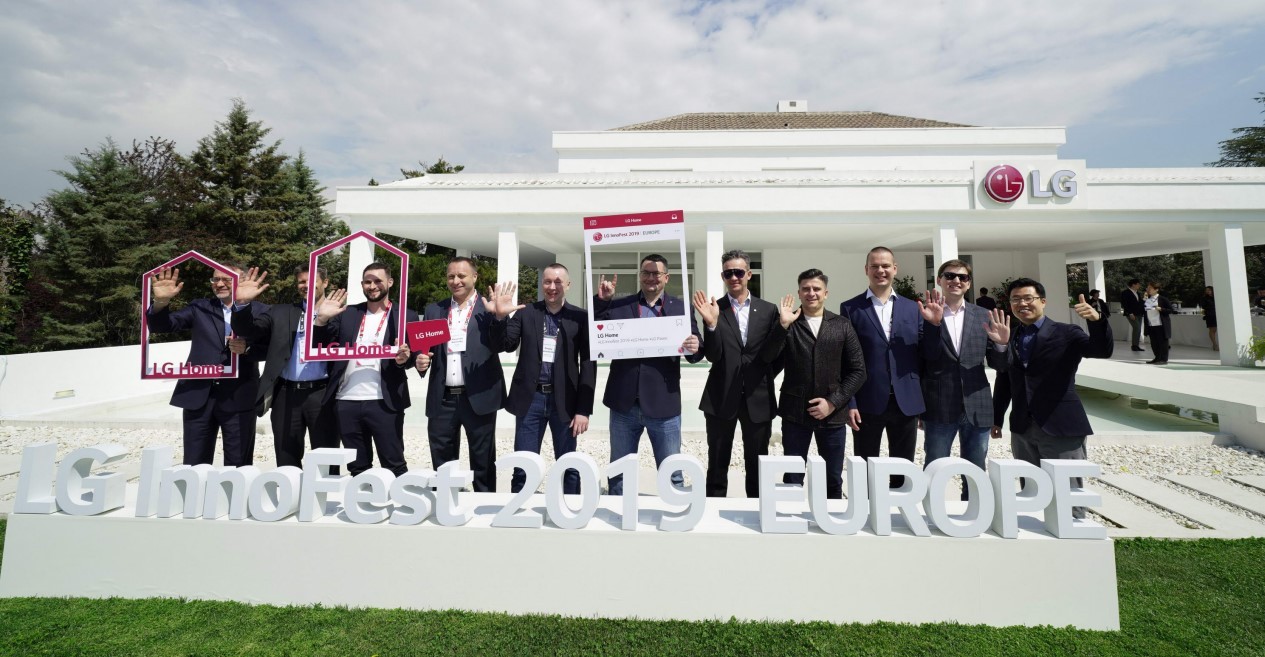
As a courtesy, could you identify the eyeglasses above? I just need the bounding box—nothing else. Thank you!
[1009,295,1043,305]
[721,268,748,280]
[209,277,234,285]
[639,270,666,279]
[940,272,971,282]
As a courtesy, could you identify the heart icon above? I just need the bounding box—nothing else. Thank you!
[597,324,604,330]
[677,347,684,353]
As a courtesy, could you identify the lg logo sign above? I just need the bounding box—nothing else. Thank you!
[983,165,1078,204]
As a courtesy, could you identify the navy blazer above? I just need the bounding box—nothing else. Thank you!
[988,317,1113,437]
[594,293,704,419]
[699,295,782,423]
[315,303,419,413]
[498,301,596,421]
[420,297,506,417]
[1119,287,1145,317]
[147,297,267,413]
[922,303,994,427]
[840,292,941,416]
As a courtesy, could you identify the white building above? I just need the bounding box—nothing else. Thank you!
[335,102,1265,366]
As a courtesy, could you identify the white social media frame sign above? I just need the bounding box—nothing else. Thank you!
[302,231,410,362]
[139,251,239,380]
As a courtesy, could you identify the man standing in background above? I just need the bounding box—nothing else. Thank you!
[1119,279,1145,352]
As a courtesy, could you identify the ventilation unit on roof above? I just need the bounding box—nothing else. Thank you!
[777,100,807,113]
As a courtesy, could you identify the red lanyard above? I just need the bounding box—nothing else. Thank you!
[449,298,474,329]
[357,301,392,345]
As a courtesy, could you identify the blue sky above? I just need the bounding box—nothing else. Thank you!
[2,0,1263,207]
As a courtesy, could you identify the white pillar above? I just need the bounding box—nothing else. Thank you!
[1038,252,1070,322]
[1207,224,1253,366]
[931,225,959,271]
[705,226,725,300]
[1201,249,1214,285]
[346,227,376,304]
[496,228,519,305]
[1087,259,1106,295]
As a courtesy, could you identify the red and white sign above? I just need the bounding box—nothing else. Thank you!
[303,231,410,362]
[405,319,450,353]
[984,165,1025,203]
[139,251,239,380]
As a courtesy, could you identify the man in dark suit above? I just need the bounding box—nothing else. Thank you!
[1119,279,1145,352]
[492,263,595,494]
[840,246,943,487]
[692,249,781,498]
[415,256,507,492]
[313,262,418,477]
[922,260,993,500]
[595,254,703,494]
[1143,281,1174,365]
[147,263,267,466]
[231,263,339,468]
[987,278,1112,518]
[760,268,866,499]
[975,288,997,311]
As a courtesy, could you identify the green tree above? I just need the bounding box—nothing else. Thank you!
[1209,92,1265,167]
[399,156,464,180]
[0,199,38,353]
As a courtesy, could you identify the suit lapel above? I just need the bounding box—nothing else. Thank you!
[862,297,888,342]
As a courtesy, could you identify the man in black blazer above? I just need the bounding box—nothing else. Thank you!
[1119,279,1145,352]
[492,263,595,494]
[231,263,340,468]
[415,257,507,492]
[760,269,866,499]
[922,260,994,500]
[313,262,418,476]
[692,249,781,498]
[1142,281,1174,365]
[987,278,1112,518]
[595,254,703,495]
[147,264,266,466]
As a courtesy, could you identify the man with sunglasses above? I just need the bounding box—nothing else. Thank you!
[692,249,781,498]
[148,263,267,467]
[922,260,993,500]
[986,278,1112,518]
[595,254,703,494]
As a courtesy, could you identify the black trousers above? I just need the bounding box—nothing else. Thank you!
[1146,326,1170,362]
[271,381,340,469]
[182,384,256,467]
[336,399,407,476]
[852,394,918,488]
[704,405,770,498]
[428,391,498,492]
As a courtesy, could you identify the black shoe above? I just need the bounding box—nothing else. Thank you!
[1153,360,1168,365]
[1146,359,1158,364]
[1131,347,1145,352]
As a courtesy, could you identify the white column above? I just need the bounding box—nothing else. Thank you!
[1037,252,1070,322]
[704,226,725,300]
[496,228,519,305]
[1207,224,1253,366]
[931,225,959,270]
[1087,259,1106,295]
[346,226,376,304]
[1201,249,1214,285]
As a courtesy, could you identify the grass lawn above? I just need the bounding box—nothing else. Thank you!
[1,517,1262,655]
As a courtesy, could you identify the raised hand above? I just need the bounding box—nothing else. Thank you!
[234,267,270,305]
[394,343,411,366]
[692,290,720,329]
[1072,293,1100,322]
[484,281,526,319]
[918,288,945,325]
[597,274,618,301]
[150,267,184,308]
[984,307,1011,344]
[314,288,348,326]
[777,294,800,328]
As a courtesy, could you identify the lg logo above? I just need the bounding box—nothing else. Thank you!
[592,232,603,243]
[984,165,1077,204]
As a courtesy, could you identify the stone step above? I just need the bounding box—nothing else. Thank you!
[1092,484,1203,538]
[1162,475,1265,518]
[1230,475,1265,494]
[1098,474,1265,537]
[0,454,22,477]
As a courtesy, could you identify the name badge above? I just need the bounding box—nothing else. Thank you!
[448,331,467,353]
[542,334,557,363]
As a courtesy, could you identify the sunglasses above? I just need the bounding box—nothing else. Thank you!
[940,272,971,282]
[721,268,748,280]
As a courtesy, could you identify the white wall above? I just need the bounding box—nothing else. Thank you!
[0,342,189,418]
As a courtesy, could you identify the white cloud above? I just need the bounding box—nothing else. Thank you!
[2,0,1263,206]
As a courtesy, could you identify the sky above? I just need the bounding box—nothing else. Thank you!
[3,0,1265,208]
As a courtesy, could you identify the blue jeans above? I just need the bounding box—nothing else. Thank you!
[781,420,847,499]
[512,391,579,494]
[608,403,683,495]
[923,414,990,501]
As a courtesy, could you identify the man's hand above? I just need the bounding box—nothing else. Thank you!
[314,289,348,326]
[918,288,945,326]
[570,414,589,437]
[1073,293,1100,322]
[990,425,1003,439]
[692,290,720,329]
[394,343,411,366]
[415,353,431,373]
[235,267,269,305]
[150,267,183,309]
[681,334,700,355]
[484,281,526,319]
[846,408,862,431]
[984,307,1011,345]
[597,274,617,301]
[807,397,835,421]
[227,336,248,355]
[777,294,800,328]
